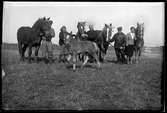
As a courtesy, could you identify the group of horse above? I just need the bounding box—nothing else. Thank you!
[17,17,144,71]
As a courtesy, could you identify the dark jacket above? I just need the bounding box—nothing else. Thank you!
[109,32,126,48]
[59,32,67,46]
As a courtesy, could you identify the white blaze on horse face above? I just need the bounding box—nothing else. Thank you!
[106,27,109,41]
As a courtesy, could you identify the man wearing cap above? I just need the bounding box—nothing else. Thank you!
[109,26,126,63]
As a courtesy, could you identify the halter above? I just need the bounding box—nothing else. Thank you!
[103,24,114,42]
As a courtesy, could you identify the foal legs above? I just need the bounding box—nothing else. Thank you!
[81,55,89,69]
[93,52,101,69]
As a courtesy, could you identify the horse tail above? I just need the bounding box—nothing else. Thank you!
[17,28,22,55]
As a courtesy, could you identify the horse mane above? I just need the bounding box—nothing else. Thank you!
[135,24,144,39]
[32,17,45,29]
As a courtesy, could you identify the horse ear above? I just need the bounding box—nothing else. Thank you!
[47,17,50,20]
[137,22,139,26]
[49,20,53,25]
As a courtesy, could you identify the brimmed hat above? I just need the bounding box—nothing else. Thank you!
[130,26,135,30]
[117,26,122,31]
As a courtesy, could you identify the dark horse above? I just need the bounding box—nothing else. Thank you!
[76,22,113,62]
[134,22,144,63]
[17,17,53,62]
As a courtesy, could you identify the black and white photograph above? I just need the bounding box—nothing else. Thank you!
[2,1,165,110]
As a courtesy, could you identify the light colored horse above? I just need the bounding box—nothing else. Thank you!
[134,22,144,63]
[65,32,100,71]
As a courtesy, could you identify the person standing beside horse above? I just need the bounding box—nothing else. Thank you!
[109,26,126,64]
[41,27,55,63]
[125,26,136,64]
[58,26,74,62]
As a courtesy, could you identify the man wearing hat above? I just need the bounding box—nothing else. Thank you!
[109,26,126,63]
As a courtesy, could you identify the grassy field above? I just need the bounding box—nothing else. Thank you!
[1,43,163,110]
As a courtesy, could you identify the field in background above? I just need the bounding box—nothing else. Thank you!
[1,43,163,110]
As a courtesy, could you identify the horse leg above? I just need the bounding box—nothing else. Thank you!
[22,44,27,61]
[67,54,72,62]
[35,46,40,62]
[81,54,89,69]
[94,52,101,69]
[130,57,132,64]
[18,43,24,61]
[28,45,32,63]
[134,49,137,64]
[127,57,129,64]
[72,53,77,71]
[138,48,142,62]
[136,49,139,64]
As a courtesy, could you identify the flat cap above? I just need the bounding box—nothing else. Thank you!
[117,26,122,31]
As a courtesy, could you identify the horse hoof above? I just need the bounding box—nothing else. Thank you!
[20,58,24,62]
[98,67,102,70]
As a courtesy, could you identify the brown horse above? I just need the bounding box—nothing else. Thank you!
[17,17,53,62]
[134,22,144,63]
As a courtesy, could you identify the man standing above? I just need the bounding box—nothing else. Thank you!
[41,27,55,63]
[109,26,126,63]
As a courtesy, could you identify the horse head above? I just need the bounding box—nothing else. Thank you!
[134,22,144,48]
[77,21,88,40]
[136,22,144,39]
[77,21,87,34]
[32,17,53,36]
[103,23,114,42]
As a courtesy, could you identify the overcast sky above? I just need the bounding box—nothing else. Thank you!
[3,2,164,47]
